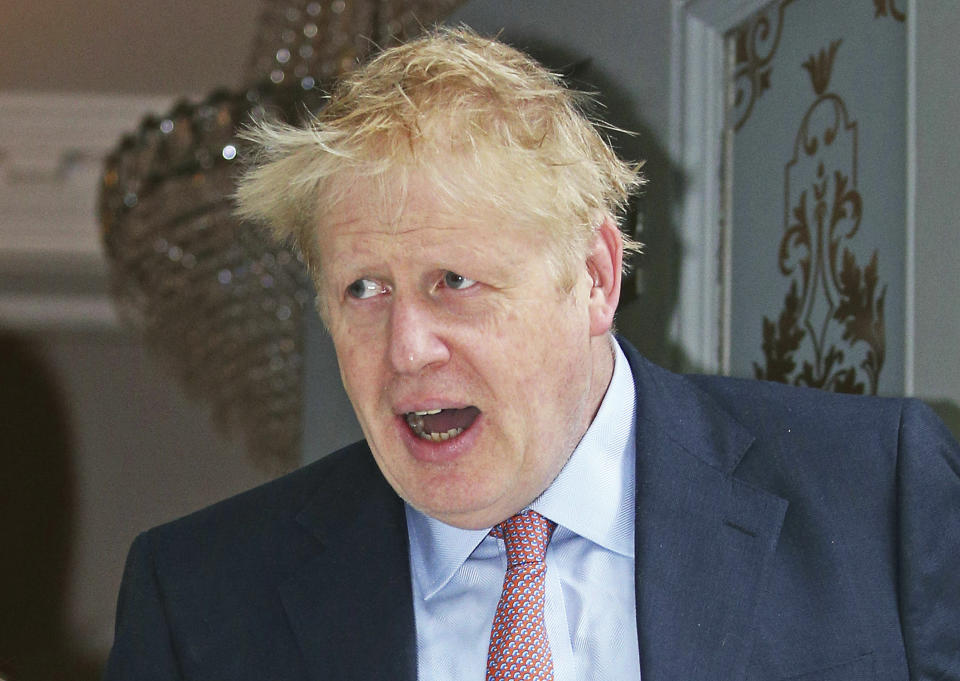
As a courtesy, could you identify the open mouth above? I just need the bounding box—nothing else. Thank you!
[404,406,481,442]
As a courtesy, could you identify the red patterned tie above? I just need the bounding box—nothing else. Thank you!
[485,510,557,681]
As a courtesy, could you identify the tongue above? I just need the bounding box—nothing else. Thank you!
[421,406,480,433]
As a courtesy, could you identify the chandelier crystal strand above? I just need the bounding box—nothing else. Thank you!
[244,0,466,85]
[100,85,324,473]
[100,0,464,472]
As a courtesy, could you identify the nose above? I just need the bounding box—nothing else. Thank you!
[388,293,450,374]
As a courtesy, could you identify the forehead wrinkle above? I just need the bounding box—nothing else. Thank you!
[322,155,535,237]
[318,168,559,282]
[325,180,502,242]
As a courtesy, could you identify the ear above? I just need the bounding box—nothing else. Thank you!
[585,214,623,337]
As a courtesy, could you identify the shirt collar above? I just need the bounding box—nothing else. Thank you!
[405,336,637,600]
[529,337,636,556]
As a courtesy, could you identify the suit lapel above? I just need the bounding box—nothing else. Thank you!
[623,344,788,681]
[278,445,417,681]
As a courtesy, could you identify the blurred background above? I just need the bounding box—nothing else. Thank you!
[0,0,956,678]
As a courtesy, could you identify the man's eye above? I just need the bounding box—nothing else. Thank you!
[442,271,477,290]
[346,279,385,299]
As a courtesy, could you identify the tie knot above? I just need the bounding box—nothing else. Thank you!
[490,510,556,568]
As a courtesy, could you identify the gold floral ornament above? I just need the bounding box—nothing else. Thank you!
[731,0,794,132]
[754,40,887,395]
[100,0,465,473]
[873,0,905,23]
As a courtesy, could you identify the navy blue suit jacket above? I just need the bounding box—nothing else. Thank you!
[104,342,960,680]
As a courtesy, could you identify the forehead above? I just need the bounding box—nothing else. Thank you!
[316,168,541,258]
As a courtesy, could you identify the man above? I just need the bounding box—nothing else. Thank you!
[104,28,960,681]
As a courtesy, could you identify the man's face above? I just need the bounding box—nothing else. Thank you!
[316,172,617,529]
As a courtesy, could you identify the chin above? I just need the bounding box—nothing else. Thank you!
[403,472,518,529]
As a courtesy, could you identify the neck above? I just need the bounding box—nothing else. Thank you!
[585,333,616,424]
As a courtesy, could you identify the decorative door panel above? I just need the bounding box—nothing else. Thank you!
[725,0,906,394]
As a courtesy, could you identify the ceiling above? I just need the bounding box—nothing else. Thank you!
[0,0,264,97]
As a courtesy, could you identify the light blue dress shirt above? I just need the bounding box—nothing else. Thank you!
[405,338,640,680]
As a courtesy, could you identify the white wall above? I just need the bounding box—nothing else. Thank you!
[912,3,960,408]
[43,329,274,655]
[1,326,273,667]
[447,0,672,141]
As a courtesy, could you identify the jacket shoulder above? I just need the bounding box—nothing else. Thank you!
[685,372,905,432]
[143,440,377,560]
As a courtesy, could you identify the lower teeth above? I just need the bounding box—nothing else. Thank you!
[419,427,464,442]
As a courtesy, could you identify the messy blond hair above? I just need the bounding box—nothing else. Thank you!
[235,26,643,286]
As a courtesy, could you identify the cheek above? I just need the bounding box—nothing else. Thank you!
[330,329,380,409]
[335,346,360,389]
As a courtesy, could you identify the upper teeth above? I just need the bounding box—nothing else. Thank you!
[405,408,465,442]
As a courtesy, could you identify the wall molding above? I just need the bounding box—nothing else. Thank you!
[0,91,174,329]
[669,0,769,373]
[903,0,917,395]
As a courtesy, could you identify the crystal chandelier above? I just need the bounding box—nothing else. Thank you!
[100,0,464,473]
